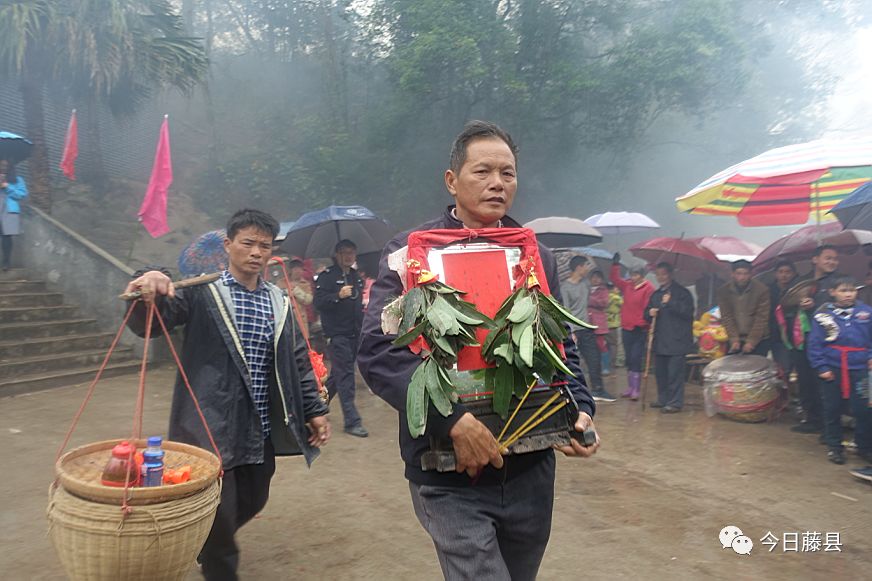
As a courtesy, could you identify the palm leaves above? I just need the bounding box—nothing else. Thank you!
[0,0,207,207]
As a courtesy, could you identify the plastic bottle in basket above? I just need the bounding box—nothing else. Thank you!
[100,441,140,487]
[141,446,165,487]
[140,436,162,482]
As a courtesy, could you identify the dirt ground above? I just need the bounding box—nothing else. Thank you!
[3,367,872,580]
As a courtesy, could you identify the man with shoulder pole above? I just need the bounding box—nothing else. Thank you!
[124,209,330,581]
[358,121,599,580]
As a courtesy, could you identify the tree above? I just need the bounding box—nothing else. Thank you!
[0,0,207,210]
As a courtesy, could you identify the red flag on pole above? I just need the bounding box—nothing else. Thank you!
[60,109,78,180]
[138,115,173,238]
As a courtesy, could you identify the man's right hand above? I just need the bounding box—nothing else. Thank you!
[124,270,175,305]
[449,412,504,478]
[338,285,353,299]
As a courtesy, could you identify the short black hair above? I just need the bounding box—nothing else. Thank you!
[831,275,857,289]
[655,262,674,274]
[813,245,837,257]
[590,269,605,281]
[449,120,518,174]
[335,239,357,253]
[226,208,279,241]
[569,255,589,272]
[0,160,17,182]
[774,259,796,272]
[731,259,753,271]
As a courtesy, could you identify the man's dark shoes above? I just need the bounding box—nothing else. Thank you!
[592,389,617,403]
[849,466,872,482]
[650,402,665,409]
[791,422,821,434]
[661,406,681,414]
[344,425,369,438]
[828,449,846,465]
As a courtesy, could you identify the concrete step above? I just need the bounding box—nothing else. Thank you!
[0,332,115,360]
[0,293,64,308]
[0,269,28,281]
[0,360,143,397]
[0,319,98,341]
[0,280,46,293]
[0,347,134,380]
[0,305,79,324]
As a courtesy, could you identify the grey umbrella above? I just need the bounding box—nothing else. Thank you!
[523,217,603,248]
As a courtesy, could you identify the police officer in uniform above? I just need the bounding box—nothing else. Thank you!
[315,239,368,437]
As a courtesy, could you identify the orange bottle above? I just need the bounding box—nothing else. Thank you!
[100,441,140,487]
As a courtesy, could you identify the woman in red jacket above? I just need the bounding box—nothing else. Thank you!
[610,256,655,400]
[588,270,611,354]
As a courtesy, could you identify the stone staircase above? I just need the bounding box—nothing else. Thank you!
[0,268,141,397]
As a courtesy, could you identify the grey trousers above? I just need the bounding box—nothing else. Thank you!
[325,334,363,429]
[409,453,555,581]
[655,354,686,408]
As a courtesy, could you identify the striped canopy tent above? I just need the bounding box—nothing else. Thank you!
[675,138,872,226]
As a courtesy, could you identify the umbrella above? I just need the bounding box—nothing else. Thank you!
[280,205,394,258]
[0,131,33,164]
[687,236,764,262]
[675,137,872,226]
[583,211,660,235]
[629,237,728,286]
[830,181,872,230]
[523,216,602,248]
[178,229,227,278]
[753,222,872,277]
[275,221,295,242]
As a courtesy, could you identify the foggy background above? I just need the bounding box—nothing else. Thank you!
[4,0,872,260]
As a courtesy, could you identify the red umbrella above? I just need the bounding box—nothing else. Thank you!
[753,222,872,277]
[629,237,728,286]
[688,236,763,261]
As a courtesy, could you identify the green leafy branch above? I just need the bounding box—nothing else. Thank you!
[481,287,592,418]
[393,281,494,437]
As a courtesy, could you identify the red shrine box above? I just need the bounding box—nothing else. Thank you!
[404,228,587,472]
[405,227,552,372]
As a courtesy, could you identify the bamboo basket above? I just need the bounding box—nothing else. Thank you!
[55,439,220,505]
[48,439,221,580]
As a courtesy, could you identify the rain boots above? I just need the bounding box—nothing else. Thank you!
[622,371,641,400]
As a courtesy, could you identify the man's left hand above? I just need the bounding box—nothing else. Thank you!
[307,415,331,448]
[554,412,600,458]
[742,342,755,354]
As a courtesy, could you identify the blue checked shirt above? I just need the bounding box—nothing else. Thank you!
[221,270,275,438]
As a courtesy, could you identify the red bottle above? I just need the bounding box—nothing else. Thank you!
[100,441,140,487]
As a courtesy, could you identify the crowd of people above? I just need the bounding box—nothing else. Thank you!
[119,119,872,580]
[561,244,872,482]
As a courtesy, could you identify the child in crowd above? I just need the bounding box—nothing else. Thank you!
[807,276,872,467]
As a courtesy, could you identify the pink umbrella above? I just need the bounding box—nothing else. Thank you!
[753,223,841,272]
[688,236,763,262]
[630,237,728,286]
[752,223,872,278]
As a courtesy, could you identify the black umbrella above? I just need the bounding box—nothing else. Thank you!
[280,205,394,258]
[0,131,33,164]
[831,181,872,231]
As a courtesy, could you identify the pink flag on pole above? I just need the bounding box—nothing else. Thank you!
[60,109,78,180]
[138,115,173,238]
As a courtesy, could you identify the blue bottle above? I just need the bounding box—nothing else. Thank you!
[141,436,165,486]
